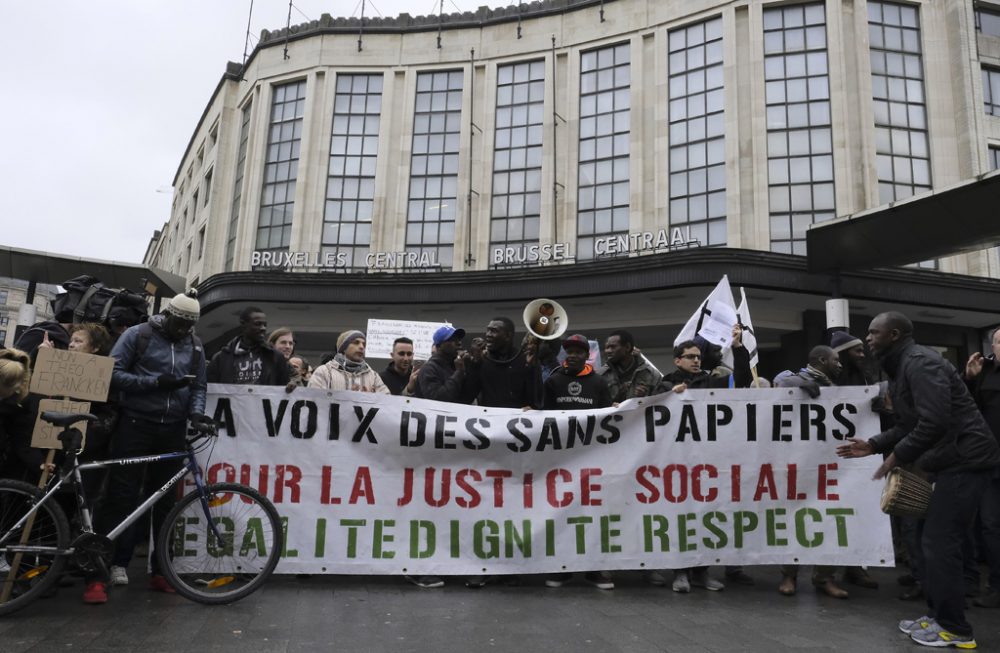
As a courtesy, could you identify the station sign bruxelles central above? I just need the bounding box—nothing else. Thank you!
[249,227,698,271]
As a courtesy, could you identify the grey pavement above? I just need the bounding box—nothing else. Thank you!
[0,565,998,653]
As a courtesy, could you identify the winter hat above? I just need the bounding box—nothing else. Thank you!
[165,289,200,322]
[337,330,365,353]
[561,334,591,353]
[432,325,466,346]
[830,330,863,353]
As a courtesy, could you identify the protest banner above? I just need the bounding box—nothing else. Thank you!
[188,384,894,575]
[31,398,91,449]
[366,319,449,360]
[28,347,114,403]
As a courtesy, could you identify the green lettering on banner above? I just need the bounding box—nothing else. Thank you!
[795,508,823,548]
[567,516,593,554]
[766,509,788,546]
[545,519,555,556]
[340,519,366,558]
[825,508,855,546]
[410,520,435,559]
[373,519,395,559]
[208,517,235,557]
[450,520,460,558]
[504,520,531,558]
[474,520,500,559]
[678,513,697,552]
[734,511,758,547]
[643,514,670,552]
[600,515,621,553]
[281,516,298,557]
[240,517,267,557]
[702,511,728,549]
[314,518,326,557]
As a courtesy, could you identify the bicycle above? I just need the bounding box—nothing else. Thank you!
[0,411,283,616]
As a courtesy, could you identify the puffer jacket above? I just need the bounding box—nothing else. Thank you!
[308,357,390,394]
[869,337,1000,473]
[110,315,207,424]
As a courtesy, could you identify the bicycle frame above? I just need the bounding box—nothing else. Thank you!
[0,442,223,554]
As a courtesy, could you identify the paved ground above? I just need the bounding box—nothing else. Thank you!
[0,565,997,652]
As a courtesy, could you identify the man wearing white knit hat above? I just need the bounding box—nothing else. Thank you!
[83,289,211,605]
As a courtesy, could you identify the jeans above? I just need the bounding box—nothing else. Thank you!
[899,516,925,584]
[923,470,991,637]
[978,471,1000,592]
[93,416,187,579]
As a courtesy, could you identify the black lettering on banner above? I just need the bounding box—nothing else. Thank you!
[644,405,669,443]
[567,415,595,448]
[506,417,532,452]
[352,406,380,443]
[212,398,236,437]
[434,415,458,449]
[831,403,858,440]
[596,413,622,444]
[746,403,757,441]
[329,403,340,440]
[772,404,793,442]
[537,417,562,451]
[677,404,701,442]
[800,404,825,441]
[263,398,289,438]
[707,404,731,442]
[463,418,491,450]
[401,411,427,447]
[290,400,317,439]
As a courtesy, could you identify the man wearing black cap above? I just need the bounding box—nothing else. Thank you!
[414,325,471,403]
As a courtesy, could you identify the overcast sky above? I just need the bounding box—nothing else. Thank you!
[0,1,493,264]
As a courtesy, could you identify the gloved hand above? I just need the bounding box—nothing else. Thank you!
[157,374,191,390]
[189,414,217,435]
[800,380,821,399]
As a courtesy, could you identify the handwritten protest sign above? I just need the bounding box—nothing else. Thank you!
[29,347,114,403]
[31,398,91,450]
[193,384,894,575]
[366,319,449,360]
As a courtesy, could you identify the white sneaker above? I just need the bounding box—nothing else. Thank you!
[109,566,129,586]
[672,571,690,593]
[690,568,724,591]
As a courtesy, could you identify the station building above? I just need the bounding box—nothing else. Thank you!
[143,0,1000,373]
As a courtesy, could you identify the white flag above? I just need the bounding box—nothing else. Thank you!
[735,287,759,369]
[673,276,738,349]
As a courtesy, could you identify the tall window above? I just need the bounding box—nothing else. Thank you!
[255,80,306,256]
[225,103,253,271]
[323,74,383,269]
[490,60,544,266]
[577,43,630,261]
[406,71,463,270]
[763,4,835,255]
[976,6,1000,37]
[983,67,1000,116]
[869,1,931,204]
[990,146,1000,170]
[669,17,726,247]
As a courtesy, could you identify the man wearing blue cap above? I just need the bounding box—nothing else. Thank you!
[414,325,471,403]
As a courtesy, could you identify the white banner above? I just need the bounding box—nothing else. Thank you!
[193,384,894,575]
[366,319,448,360]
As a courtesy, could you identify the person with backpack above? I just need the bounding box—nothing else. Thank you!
[82,289,211,605]
[207,307,291,387]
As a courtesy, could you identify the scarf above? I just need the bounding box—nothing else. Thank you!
[334,352,369,375]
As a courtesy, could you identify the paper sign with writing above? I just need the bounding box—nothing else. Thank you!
[366,319,449,360]
[31,398,91,450]
[29,347,114,402]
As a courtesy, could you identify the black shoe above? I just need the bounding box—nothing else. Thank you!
[899,584,924,601]
[897,573,916,586]
[973,591,1000,608]
[465,575,489,589]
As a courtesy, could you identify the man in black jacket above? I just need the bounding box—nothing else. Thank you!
[838,312,1000,648]
[414,326,471,404]
[380,337,418,396]
[466,317,541,409]
[207,307,291,386]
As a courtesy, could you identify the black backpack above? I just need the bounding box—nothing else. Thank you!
[51,276,148,330]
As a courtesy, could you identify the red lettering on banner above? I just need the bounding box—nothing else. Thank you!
[208,462,236,484]
[818,463,839,500]
[424,468,451,507]
[523,472,533,508]
[455,469,482,508]
[753,464,778,501]
[485,469,513,508]
[274,465,301,504]
[546,468,573,507]
[786,464,806,500]
[350,466,374,504]
[580,468,603,506]
[634,465,660,504]
[731,464,741,501]
[320,466,340,505]
[240,464,270,503]
[691,464,718,502]
[664,464,688,503]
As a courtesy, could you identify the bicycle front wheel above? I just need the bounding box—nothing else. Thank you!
[157,482,283,604]
[0,479,70,616]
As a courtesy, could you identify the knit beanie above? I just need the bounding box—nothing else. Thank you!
[337,330,365,353]
[830,330,863,353]
[165,289,200,321]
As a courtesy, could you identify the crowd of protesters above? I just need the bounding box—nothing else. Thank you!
[1,286,998,649]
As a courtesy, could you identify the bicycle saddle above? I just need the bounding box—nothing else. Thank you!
[40,411,98,428]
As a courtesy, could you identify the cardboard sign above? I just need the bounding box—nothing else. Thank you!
[31,398,91,450]
[29,347,114,402]
[366,319,450,360]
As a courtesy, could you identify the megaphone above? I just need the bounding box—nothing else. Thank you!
[523,298,568,340]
